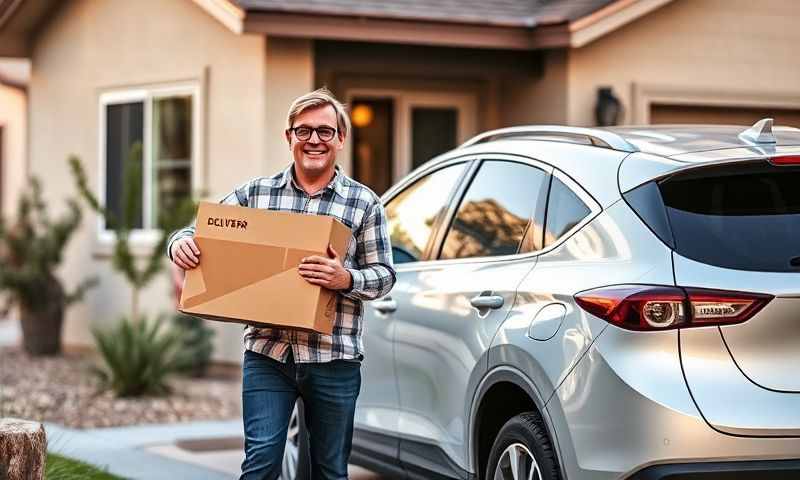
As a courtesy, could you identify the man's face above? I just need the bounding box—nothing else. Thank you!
[286,104,344,177]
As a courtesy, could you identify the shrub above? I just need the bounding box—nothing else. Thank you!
[172,312,215,377]
[91,316,193,397]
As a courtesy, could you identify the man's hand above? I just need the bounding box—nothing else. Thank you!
[298,245,352,291]
[171,237,201,270]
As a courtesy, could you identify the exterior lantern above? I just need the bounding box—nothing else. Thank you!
[595,87,622,126]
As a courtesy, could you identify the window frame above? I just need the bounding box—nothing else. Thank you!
[97,82,203,245]
[381,153,603,270]
[381,156,476,268]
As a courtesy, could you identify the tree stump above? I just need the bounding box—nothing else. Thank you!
[0,418,46,480]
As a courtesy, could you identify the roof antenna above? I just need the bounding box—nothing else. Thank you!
[739,118,777,144]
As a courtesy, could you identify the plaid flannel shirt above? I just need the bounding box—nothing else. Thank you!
[167,164,396,363]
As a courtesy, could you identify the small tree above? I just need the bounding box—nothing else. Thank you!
[0,177,97,355]
[69,145,207,395]
[68,144,196,321]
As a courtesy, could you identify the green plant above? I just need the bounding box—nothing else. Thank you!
[69,146,201,396]
[172,312,215,377]
[68,145,196,321]
[46,453,122,479]
[91,315,193,397]
[0,177,97,355]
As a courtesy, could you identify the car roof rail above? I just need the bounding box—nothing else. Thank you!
[459,125,639,152]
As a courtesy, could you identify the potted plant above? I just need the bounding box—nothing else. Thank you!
[0,177,96,355]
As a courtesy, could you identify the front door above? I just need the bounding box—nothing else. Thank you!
[391,158,552,476]
[345,89,478,196]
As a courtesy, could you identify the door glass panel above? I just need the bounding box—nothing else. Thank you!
[441,161,548,259]
[152,95,193,228]
[385,163,467,264]
[352,98,394,195]
[105,101,144,229]
[412,107,457,170]
[544,177,591,247]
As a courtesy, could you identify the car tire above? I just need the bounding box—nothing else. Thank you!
[485,412,560,480]
[281,399,311,480]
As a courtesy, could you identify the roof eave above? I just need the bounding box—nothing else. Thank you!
[191,0,245,34]
[569,0,675,48]
[243,12,571,50]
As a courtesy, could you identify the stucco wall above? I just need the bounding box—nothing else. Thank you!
[0,82,26,219]
[567,0,800,126]
[499,49,568,126]
[28,0,267,360]
[264,37,313,175]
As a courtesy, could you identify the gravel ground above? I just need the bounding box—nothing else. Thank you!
[0,346,242,429]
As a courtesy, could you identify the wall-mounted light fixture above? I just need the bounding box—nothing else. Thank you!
[595,87,622,126]
[351,104,374,128]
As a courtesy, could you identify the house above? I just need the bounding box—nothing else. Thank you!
[0,58,27,220]
[0,0,797,363]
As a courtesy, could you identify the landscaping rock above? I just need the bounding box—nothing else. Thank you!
[0,346,241,429]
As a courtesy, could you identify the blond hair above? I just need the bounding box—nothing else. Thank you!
[286,87,350,140]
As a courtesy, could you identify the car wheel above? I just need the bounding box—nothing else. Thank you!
[485,412,560,480]
[281,400,311,480]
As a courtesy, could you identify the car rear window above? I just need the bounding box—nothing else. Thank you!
[627,161,800,272]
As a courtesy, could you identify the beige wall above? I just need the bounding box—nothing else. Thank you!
[0,82,26,219]
[264,37,314,175]
[28,0,267,360]
[567,0,800,126]
[499,49,568,126]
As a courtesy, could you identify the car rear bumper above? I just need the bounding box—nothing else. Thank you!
[630,459,800,479]
[546,326,800,480]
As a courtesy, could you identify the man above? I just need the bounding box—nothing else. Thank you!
[167,87,396,480]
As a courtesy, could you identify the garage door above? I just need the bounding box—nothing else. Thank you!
[650,104,800,128]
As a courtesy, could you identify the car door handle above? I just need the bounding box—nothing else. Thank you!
[470,294,504,310]
[372,297,397,313]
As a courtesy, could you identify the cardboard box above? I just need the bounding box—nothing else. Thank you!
[178,202,352,335]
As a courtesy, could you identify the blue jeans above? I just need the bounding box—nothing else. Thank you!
[239,349,361,480]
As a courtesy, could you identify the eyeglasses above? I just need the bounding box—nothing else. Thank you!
[287,125,338,142]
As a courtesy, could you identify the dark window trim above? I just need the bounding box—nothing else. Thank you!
[542,169,595,249]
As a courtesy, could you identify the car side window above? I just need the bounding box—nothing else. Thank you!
[385,163,467,264]
[544,176,591,247]
[440,160,548,260]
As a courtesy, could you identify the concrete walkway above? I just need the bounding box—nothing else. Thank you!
[45,419,383,479]
[45,420,243,480]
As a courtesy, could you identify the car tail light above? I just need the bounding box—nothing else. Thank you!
[769,155,800,166]
[574,285,772,331]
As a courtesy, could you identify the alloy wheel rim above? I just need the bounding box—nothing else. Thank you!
[493,442,542,480]
[281,404,300,479]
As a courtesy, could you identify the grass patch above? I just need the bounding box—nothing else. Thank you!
[46,453,122,479]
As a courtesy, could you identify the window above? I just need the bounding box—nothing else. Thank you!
[411,107,457,170]
[657,161,800,272]
[440,161,548,260]
[385,162,467,264]
[544,176,591,247]
[100,84,199,235]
